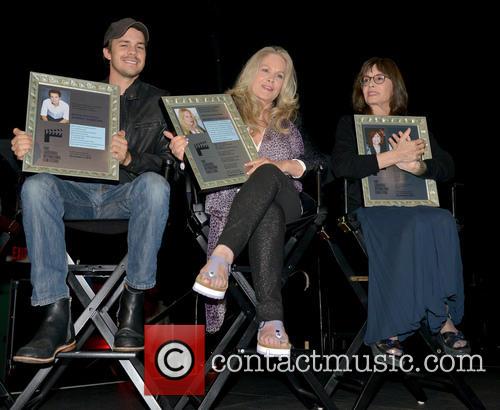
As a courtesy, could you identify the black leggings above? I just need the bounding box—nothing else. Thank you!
[218,164,302,321]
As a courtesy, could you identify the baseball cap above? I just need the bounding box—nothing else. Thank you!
[103,18,149,47]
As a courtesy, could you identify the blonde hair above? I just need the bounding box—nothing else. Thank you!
[227,46,299,134]
[178,108,198,135]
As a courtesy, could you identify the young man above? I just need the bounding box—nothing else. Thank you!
[11,18,173,363]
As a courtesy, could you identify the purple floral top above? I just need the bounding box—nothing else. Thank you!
[204,122,304,255]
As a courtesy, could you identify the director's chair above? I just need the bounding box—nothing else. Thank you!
[8,162,176,410]
[320,180,485,409]
[174,166,340,410]
[10,219,170,409]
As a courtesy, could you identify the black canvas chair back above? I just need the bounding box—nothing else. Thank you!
[321,178,485,409]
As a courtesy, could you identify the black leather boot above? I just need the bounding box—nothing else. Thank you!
[113,284,144,351]
[13,298,76,364]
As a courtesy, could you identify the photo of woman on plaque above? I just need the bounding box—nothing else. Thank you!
[365,128,387,154]
[177,107,206,135]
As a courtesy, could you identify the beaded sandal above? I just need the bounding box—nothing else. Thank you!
[256,320,291,357]
[192,255,230,299]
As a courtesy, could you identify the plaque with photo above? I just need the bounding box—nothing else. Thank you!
[22,72,120,180]
[162,94,258,191]
[354,115,439,207]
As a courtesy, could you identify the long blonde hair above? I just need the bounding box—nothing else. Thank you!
[178,108,199,135]
[227,46,299,135]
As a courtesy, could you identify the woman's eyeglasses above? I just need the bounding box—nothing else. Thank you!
[360,74,388,86]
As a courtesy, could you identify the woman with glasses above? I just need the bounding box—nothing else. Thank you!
[331,57,468,364]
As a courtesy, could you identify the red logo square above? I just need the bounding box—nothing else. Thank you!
[144,325,205,395]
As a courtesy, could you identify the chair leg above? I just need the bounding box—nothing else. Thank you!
[285,371,319,408]
[0,379,14,408]
[11,366,54,410]
[178,231,339,409]
[198,319,259,409]
[71,273,166,410]
[326,227,487,409]
[351,368,426,410]
[173,311,250,410]
[23,323,97,409]
[11,325,98,410]
[418,327,486,409]
[12,260,167,410]
[324,321,366,396]
[173,272,260,410]
[7,280,20,378]
[402,374,427,404]
[353,371,385,410]
[297,369,339,410]
[448,372,486,410]
[324,237,368,309]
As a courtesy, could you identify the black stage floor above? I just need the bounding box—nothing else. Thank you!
[4,367,499,409]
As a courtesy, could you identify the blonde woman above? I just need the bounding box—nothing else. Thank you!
[167,46,312,356]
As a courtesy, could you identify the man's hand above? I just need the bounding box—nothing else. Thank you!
[11,128,33,160]
[111,130,131,165]
[164,131,188,161]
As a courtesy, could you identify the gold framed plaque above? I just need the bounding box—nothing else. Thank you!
[354,114,439,207]
[22,72,120,180]
[162,94,258,191]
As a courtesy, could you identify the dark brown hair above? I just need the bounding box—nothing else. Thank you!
[48,89,61,97]
[352,57,408,115]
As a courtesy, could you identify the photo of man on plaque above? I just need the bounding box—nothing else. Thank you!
[39,87,70,124]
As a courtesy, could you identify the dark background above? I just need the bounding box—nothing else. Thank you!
[3,5,466,172]
[1,4,495,366]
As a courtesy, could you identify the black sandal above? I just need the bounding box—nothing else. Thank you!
[371,338,404,366]
[437,331,471,356]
